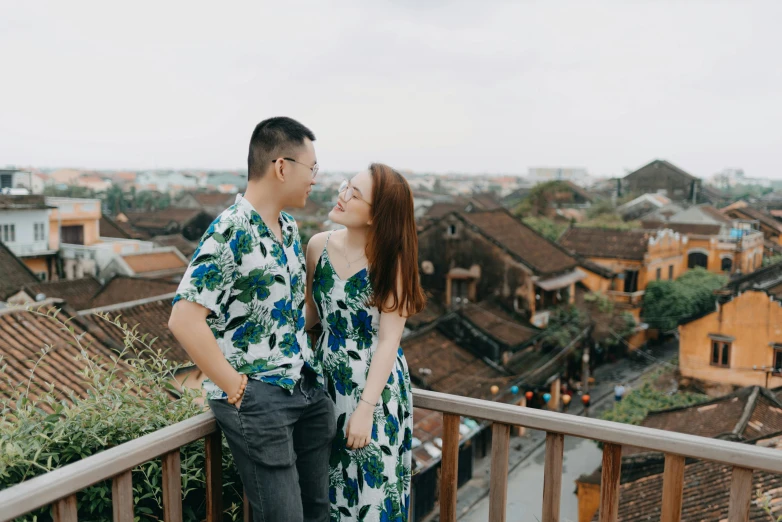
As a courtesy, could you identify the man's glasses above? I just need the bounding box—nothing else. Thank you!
[339,180,372,206]
[273,157,319,179]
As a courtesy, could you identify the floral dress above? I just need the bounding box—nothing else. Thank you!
[312,233,412,522]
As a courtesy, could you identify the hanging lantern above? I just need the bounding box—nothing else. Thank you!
[490,385,499,395]
[510,385,519,395]
[582,394,591,407]
[525,391,534,400]
[543,393,551,403]
[562,395,572,405]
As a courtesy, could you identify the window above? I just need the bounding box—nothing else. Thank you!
[1,224,15,243]
[710,341,731,368]
[721,257,733,272]
[774,348,782,374]
[623,270,639,292]
[656,267,661,281]
[668,265,674,280]
[688,252,708,269]
[447,224,457,236]
[61,225,85,245]
[36,272,47,281]
[34,223,45,241]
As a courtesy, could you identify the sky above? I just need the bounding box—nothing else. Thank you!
[1,1,780,179]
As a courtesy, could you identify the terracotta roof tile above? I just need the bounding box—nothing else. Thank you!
[18,277,102,311]
[559,227,651,261]
[122,251,187,274]
[457,210,577,276]
[84,297,189,365]
[0,241,38,299]
[459,302,539,347]
[0,301,129,406]
[727,207,782,234]
[89,276,179,309]
[99,216,131,239]
[152,234,198,258]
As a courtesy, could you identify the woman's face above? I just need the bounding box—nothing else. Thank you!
[329,170,373,228]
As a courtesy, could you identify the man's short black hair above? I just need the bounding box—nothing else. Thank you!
[247,117,316,181]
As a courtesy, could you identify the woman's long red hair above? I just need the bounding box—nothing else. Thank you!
[366,163,426,316]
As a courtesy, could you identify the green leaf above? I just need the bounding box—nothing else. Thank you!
[225,316,249,331]
[347,351,362,360]
[381,388,392,404]
[337,300,348,310]
[269,333,276,349]
[191,253,216,266]
[339,507,352,517]
[380,445,393,456]
[274,274,286,284]
[213,233,226,244]
[260,242,268,257]
[358,505,370,520]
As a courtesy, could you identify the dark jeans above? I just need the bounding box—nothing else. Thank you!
[209,372,336,522]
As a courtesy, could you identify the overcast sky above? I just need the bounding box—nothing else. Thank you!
[1,1,780,178]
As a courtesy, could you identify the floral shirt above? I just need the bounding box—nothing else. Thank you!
[173,195,322,400]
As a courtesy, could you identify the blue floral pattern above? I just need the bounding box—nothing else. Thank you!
[173,195,322,400]
[313,233,412,522]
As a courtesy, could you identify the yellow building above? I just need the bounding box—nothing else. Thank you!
[679,262,782,388]
[46,196,102,247]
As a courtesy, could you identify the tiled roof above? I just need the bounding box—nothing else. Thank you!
[0,300,128,405]
[88,275,179,309]
[697,205,734,226]
[562,180,595,202]
[125,208,209,229]
[624,387,782,455]
[459,302,540,348]
[725,261,782,296]
[84,297,190,365]
[559,227,651,261]
[423,202,466,220]
[18,277,102,311]
[191,192,235,207]
[0,241,38,299]
[468,192,503,210]
[122,250,187,275]
[727,207,782,234]
[457,210,578,276]
[402,322,512,401]
[99,216,132,239]
[624,159,697,181]
[406,298,445,330]
[600,457,782,522]
[0,194,52,210]
[152,234,198,258]
[642,221,722,236]
[578,257,617,278]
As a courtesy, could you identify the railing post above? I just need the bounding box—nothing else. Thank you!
[52,494,78,522]
[598,443,622,522]
[728,466,753,522]
[111,470,134,522]
[541,433,565,522]
[660,454,685,522]
[205,433,223,522]
[440,413,461,522]
[162,450,183,522]
[489,423,511,522]
[244,489,253,522]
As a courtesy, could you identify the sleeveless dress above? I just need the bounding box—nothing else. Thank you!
[312,233,413,522]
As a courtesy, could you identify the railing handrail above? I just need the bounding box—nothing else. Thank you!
[4,389,782,520]
[0,412,216,521]
[414,390,782,472]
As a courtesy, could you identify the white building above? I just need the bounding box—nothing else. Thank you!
[0,195,58,280]
[135,171,200,193]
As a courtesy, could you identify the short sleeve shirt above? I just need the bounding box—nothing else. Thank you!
[173,195,322,399]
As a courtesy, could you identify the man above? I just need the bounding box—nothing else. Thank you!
[169,117,335,522]
[614,383,626,402]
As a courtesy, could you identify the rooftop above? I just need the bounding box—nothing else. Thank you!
[89,275,180,309]
[0,194,52,210]
[559,227,656,261]
[121,249,188,276]
[0,241,39,299]
[15,277,102,311]
[152,234,198,258]
[455,209,578,276]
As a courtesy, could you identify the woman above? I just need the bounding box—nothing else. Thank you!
[305,163,426,522]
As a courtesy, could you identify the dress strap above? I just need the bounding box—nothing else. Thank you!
[324,231,334,254]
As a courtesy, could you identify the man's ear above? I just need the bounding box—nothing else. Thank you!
[271,158,285,182]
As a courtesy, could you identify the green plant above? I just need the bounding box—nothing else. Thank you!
[0,307,245,521]
[600,379,708,426]
[641,267,727,331]
[521,216,568,241]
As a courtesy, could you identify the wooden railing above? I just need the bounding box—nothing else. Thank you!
[3,389,782,522]
[606,290,645,306]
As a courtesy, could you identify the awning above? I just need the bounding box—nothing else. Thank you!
[535,268,586,291]
[708,333,735,343]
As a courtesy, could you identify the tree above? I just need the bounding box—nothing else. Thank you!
[521,216,568,241]
[641,268,727,331]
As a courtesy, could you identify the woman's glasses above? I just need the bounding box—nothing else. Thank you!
[339,180,372,206]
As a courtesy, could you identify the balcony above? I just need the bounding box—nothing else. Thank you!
[2,389,781,522]
[606,290,645,306]
[6,240,58,258]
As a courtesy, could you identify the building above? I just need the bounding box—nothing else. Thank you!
[527,167,591,186]
[679,262,782,388]
[100,248,188,282]
[722,205,782,257]
[172,191,236,216]
[152,234,198,259]
[0,169,44,194]
[0,240,39,300]
[0,195,58,280]
[119,209,215,241]
[135,171,199,194]
[643,204,765,275]
[8,277,102,311]
[622,160,721,205]
[616,193,672,221]
[417,209,584,328]
[87,275,180,309]
[559,227,686,313]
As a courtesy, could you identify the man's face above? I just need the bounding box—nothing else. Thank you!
[283,138,317,209]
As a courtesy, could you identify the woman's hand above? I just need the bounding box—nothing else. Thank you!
[345,401,374,449]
